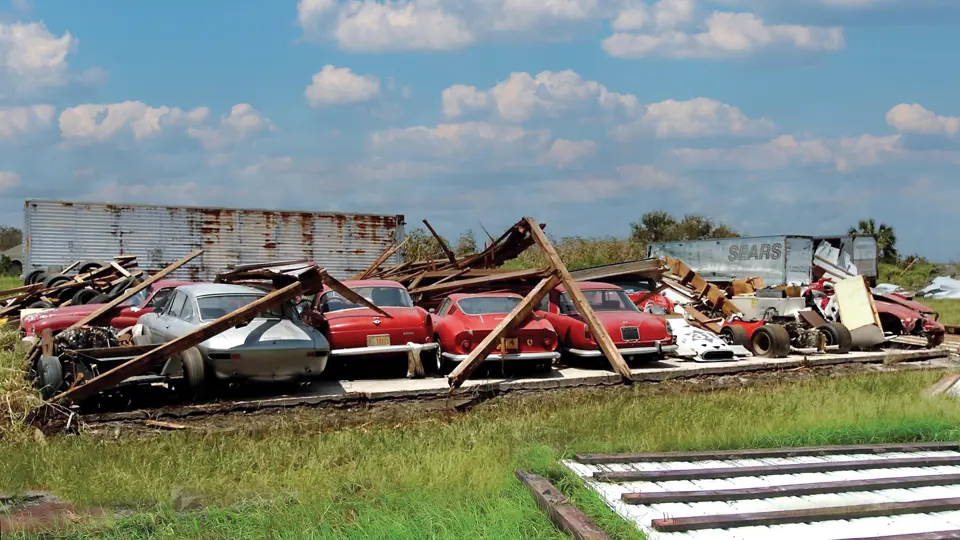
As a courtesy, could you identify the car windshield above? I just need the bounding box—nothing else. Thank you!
[196,294,282,321]
[122,288,148,307]
[457,297,521,315]
[324,287,413,311]
[560,289,639,313]
[609,279,657,294]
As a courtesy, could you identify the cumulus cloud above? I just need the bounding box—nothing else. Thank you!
[886,103,960,136]
[672,133,903,172]
[614,97,775,139]
[0,170,21,191]
[305,65,381,107]
[0,21,103,95]
[58,101,209,142]
[603,3,844,59]
[0,104,55,139]
[442,70,639,122]
[187,104,274,150]
[542,138,598,168]
[370,121,550,157]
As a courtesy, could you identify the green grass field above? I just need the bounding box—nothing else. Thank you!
[3,370,960,539]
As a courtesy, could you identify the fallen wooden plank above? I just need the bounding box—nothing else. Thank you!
[322,273,392,319]
[524,217,632,381]
[52,274,309,404]
[355,237,410,280]
[447,273,560,388]
[577,441,960,464]
[145,420,188,430]
[623,473,960,505]
[595,455,960,482]
[423,219,458,265]
[652,497,960,533]
[110,261,132,278]
[515,470,611,540]
[839,530,960,540]
[67,250,203,331]
[410,268,548,295]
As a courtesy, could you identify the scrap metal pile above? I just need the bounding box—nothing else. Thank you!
[1,256,143,323]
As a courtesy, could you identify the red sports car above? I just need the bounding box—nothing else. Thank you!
[300,279,438,365]
[539,282,677,362]
[431,292,560,373]
[20,279,197,338]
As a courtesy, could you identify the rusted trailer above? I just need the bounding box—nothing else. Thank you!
[23,200,404,280]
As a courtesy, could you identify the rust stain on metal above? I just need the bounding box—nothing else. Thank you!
[264,242,277,249]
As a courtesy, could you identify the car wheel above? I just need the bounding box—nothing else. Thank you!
[178,346,207,402]
[720,325,750,346]
[817,323,853,354]
[71,287,100,305]
[751,324,791,358]
[27,300,55,310]
[36,355,64,400]
[436,343,455,375]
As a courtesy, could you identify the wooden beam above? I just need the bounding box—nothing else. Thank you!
[52,277,306,404]
[355,236,411,280]
[410,268,548,295]
[595,455,960,483]
[623,473,960,505]
[840,530,960,540]
[321,273,393,319]
[110,261,132,278]
[447,273,560,388]
[652,497,960,533]
[524,217,632,380]
[67,250,203,331]
[422,219,458,265]
[515,470,611,540]
[576,442,960,464]
[61,260,81,274]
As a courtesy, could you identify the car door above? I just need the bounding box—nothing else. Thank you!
[154,290,188,341]
[166,293,197,339]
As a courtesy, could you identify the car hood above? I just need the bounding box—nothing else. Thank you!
[203,319,324,349]
[21,304,98,325]
[323,307,425,330]
[875,293,938,316]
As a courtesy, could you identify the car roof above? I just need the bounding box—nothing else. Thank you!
[330,279,406,289]
[447,292,522,302]
[176,283,266,297]
[556,281,625,292]
[152,279,201,289]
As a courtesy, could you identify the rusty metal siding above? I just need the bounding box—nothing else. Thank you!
[23,200,403,280]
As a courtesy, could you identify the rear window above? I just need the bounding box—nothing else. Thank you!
[197,294,280,321]
[457,297,522,315]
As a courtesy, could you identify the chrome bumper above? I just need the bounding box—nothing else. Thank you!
[567,343,678,357]
[442,351,560,363]
[330,342,439,357]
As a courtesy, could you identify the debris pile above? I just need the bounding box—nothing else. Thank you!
[1,256,142,323]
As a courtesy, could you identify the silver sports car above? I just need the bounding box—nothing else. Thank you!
[136,283,330,398]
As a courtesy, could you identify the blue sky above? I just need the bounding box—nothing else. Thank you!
[0,0,958,260]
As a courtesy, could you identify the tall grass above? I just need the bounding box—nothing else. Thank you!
[502,237,647,271]
[2,371,959,538]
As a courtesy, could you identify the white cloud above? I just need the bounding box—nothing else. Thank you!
[187,104,274,150]
[614,97,775,139]
[0,21,76,92]
[59,101,209,142]
[305,65,381,107]
[603,9,844,59]
[0,170,21,190]
[886,103,960,136]
[331,1,474,52]
[542,138,598,168]
[442,70,639,122]
[369,121,551,160]
[672,133,903,172]
[0,104,55,139]
[491,0,601,31]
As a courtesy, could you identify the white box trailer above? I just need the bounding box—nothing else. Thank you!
[647,235,878,287]
[23,200,405,281]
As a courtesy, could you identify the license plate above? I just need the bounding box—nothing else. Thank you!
[367,334,391,347]
[497,338,519,350]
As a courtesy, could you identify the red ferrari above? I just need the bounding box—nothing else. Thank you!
[539,282,677,362]
[431,292,560,373]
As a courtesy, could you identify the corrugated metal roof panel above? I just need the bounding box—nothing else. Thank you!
[23,200,404,280]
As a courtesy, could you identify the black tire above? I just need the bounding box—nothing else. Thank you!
[179,346,207,402]
[77,261,107,275]
[720,324,750,346]
[41,274,72,289]
[71,287,100,305]
[36,355,64,400]
[23,269,45,285]
[109,276,142,297]
[28,300,55,309]
[818,323,853,354]
[751,324,791,358]
[436,343,454,375]
[88,294,112,304]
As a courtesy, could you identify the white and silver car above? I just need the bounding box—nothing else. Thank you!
[136,283,330,399]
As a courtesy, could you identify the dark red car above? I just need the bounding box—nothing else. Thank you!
[20,279,197,338]
[300,279,438,365]
[431,292,559,373]
[539,282,677,362]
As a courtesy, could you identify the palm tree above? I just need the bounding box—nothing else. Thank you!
[849,219,898,263]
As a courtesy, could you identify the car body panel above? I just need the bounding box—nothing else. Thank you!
[302,279,436,358]
[540,282,676,359]
[433,292,559,363]
[137,283,329,382]
[21,279,197,336]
